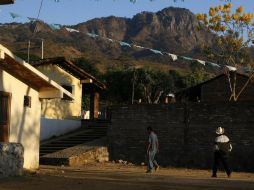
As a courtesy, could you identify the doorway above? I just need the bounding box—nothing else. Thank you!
[0,91,11,142]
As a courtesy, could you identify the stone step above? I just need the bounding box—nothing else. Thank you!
[45,142,92,146]
[59,137,103,141]
[40,137,108,166]
[41,142,92,148]
[41,146,79,151]
[68,134,106,137]
[39,121,109,163]
[51,136,103,141]
[72,136,105,138]
[43,138,95,142]
[44,141,94,146]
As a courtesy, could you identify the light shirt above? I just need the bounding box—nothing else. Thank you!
[149,132,158,152]
[214,135,232,152]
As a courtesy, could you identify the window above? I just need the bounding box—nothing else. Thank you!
[61,84,74,100]
[62,85,72,93]
[24,96,31,108]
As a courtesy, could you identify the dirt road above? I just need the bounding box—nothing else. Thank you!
[0,163,254,190]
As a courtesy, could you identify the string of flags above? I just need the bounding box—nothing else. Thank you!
[64,28,253,73]
[67,28,251,73]
[5,10,253,73]
[65,27,79,33]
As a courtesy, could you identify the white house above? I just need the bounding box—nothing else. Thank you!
[0,44,73,169]
[31,57,106,141]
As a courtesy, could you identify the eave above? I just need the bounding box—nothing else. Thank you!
[0,0,15,5]
[0,44,74,99]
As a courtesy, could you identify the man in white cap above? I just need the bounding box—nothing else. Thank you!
[212,127,232,178]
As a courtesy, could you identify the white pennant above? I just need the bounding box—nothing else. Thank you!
[133,45,145,49]
[196,59,206,65]
[225,65,237,71]
[65,27,79,33]
[168,53,178,61]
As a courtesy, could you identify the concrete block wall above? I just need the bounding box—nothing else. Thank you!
[108,102,254,172]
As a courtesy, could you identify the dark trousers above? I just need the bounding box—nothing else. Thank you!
[212,151,231,176]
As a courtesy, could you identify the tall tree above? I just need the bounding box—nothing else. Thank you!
[196,3,254,101]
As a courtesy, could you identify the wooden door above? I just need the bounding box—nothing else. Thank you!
[0,91,11,142]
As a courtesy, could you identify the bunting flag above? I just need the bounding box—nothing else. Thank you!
[133,45,145,49]
[65,27,79,33]
[49,24,61,30]
[207,62,221,68]
[168,53,178,61]
[119,41,131,47]
[87,32,99,38]
[181,56,193,61]
[10,12,22,19]
[196,59,206,66]
[225,65,237,71]
[149,49,163,55]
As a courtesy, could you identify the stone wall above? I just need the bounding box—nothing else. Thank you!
[0,143,24,177]
[108,102,254,172]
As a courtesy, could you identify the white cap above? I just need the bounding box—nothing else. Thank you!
[216,127,224,135]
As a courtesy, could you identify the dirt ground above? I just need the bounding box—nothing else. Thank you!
[1,163,254,190]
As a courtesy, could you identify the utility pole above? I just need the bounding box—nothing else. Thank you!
[41,39,44,59]
[131,69,135,104]
[27,40,30,63]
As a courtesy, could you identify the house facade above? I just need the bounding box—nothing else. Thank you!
[176,72,254,102]
[34,63,83,119]
[0,44,73,169]
[31,58,106,141]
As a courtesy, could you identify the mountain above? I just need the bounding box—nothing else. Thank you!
[0,7,214,73]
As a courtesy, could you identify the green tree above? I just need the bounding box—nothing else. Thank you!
[73,57,101,79]
[184,62,211,88]
[104,68,133,104]
[103,68,184,104]
[134,68,173,103]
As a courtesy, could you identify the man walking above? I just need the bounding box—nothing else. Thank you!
[212,127,232,178]
[146,127,159,173]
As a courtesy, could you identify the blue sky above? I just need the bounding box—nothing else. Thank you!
[0,0,253,25]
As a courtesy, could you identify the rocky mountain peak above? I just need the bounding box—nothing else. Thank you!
[0,7,214,70]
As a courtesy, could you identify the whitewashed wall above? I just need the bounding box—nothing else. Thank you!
[0,69,41,169]
[40,118,81,141]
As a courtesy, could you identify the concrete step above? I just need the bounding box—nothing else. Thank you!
[82,119,111,128]
[46,142,92,146]
[55,139,97,143]
[40,138,109,166]
[40,124,108,162]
